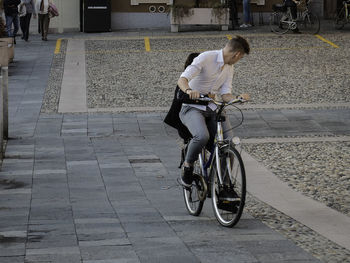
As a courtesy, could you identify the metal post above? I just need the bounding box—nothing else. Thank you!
[1,66,8,140]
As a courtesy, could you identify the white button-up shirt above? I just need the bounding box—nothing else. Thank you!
[180,49,233,111]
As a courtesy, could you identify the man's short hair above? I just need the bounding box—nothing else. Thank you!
[226,35,250,55]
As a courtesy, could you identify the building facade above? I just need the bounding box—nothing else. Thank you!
[1,0,337,33]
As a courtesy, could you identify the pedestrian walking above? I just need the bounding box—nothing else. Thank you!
[3,0,21,43]
[19,0,35,41]
[35,0,51,41]
[240,0,252,28]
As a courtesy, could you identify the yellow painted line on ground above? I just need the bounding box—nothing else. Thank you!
[226,34,232,40]
[144,37,151,52]
[54,38,62,54]
[315,34,339,48]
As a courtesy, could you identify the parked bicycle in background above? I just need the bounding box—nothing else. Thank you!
[334,0,350,29]
[270,0,320,34]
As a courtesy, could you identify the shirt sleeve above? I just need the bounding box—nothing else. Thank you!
[180,53,206,81]
[219,66,234,95]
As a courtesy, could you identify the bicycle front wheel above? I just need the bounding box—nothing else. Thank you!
[334,6,347,30]
[300,12,320,34]
[270,12,290,34]
[183,159,206,216]
[211,146,246,227]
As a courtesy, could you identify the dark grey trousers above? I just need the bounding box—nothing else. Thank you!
[179,105,233,164]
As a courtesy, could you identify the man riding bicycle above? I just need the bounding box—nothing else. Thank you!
[177,35,250,189]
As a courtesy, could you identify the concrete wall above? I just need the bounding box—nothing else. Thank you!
[112,12,169,30]
[309,0,324,18]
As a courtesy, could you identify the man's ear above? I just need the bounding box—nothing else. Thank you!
[232,51,240,58]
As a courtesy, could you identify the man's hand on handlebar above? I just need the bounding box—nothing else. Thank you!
[186,89,201,100]
[239,93,250,101]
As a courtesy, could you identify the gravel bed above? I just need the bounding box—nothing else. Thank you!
[41,39,67,113]
[85,34,350,109]
[86,40,188,108]
[40,35,350,111]
[245,194,350,262]
[243,141,350,216]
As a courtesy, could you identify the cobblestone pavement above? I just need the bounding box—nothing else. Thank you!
[1,23,350,263]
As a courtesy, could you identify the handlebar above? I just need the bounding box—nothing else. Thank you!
[193,95,247,106]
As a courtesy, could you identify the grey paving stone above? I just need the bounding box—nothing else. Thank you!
[238,240,320,262]
[0,256,25,263]
[80,245,138,262]
[25,253,81,263]
[122,221,176,238]
[0,247,25,257]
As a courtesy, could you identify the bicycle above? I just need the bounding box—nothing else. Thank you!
[179,96,246,227]
[270,0,320,34]
[334,0,350,29]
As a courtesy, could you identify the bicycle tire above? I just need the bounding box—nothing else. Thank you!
[334,6,347,30]
[211,145,246,227]
[270,12,290,34]
[183,159,206,216]
[300,12,320,34]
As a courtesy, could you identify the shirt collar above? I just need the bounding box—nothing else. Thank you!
[217,49,224,66]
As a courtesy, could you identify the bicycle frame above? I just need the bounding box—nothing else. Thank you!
[197,104,233,187]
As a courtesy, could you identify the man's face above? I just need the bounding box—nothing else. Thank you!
[227,51,244,65]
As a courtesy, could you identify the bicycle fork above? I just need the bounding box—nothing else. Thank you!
[215,121,225,185]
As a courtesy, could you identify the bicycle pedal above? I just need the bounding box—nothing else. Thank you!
[219,197,240,202]
[217,201,238,213]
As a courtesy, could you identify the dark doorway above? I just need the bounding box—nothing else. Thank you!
[324,0,343,19]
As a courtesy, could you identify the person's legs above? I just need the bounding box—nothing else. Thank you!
[285,0,298,19]
[12,15,19,36]
[20,16,25,38]
[5,15,14,37]
[180,106,211,165]
[290,6,298,20]
[42,14,50,40]
[243,0,251,24]
[38,14,44,38]
[179,105,216,187]
[24,13,32,41]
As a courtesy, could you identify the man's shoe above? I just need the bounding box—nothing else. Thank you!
[240,23,250,28]
[180,166,194,189]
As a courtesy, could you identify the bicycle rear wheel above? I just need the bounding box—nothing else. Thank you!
[270,12,290,34]
[300,12,320,34]
[183,159,206,216]
[211,146,246,227]
[334,6,347,30]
